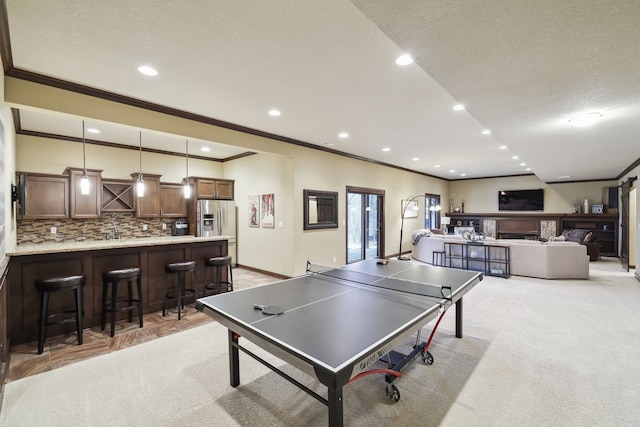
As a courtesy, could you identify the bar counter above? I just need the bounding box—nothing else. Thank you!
[7,236,230,345]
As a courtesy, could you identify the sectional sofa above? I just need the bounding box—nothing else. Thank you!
[411,230,589,279]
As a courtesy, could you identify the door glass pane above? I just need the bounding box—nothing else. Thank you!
[365,195,380,260]
[347,193,363,263]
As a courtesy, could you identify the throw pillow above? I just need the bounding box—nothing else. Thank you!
[566,229,590,243]
[411,229,432,245]
[548,235,566,242]
[430,228,445,235]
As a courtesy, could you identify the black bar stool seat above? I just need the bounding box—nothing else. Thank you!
[163,261,197,320]
[203,256,234,296]
[101,267,143,337]
[35,274,86,355]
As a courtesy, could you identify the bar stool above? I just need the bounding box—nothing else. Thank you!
[203,256,233,296]
[35,274,86,355]
[432,250,446,267]
[163,261,197,320]
[101,267,143,337]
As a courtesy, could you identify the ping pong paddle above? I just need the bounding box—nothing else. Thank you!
[253,304,284,315]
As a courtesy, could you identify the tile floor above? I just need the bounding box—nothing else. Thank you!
[7,267,277,382]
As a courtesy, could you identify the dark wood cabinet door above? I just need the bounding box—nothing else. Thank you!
[215,180,234,200]
[21,174,69,219]
[160,184,187,217]
[132,174,161,218]
[68,168,102,218]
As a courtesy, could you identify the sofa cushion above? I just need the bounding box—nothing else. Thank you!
[566,229,590,243]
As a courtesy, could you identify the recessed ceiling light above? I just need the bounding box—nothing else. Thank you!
[557,175,572,179]
[268,109,281,117]
[499,145,507,149]
[434,165,440,168]
[449,169,455,173]
[512,156,519,160]
[569,112,602,127]
[382,147,390,152]
[520,163,526,166]
[338,132,349,139]
[412,157,420,161]
[460,173,467,177]
[201,147,211,152]
[453,104,465,111]
[395,54,414,66]
[526,168,532,171]
[137,65,158,76]
[86,128,100,134]
[482,129,491,135]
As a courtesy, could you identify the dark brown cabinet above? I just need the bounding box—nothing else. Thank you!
[0,265,8,407]
[66,168,102,218]
[195,178,234,200]
[560,214,618,256]
[18,172,69,219]
[160,183,187,217]
[131,173,161,218]
[102,179,135,212]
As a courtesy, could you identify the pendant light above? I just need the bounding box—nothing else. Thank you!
[183,140,191,198]
[79,120,90,195]
[136,131,145,197]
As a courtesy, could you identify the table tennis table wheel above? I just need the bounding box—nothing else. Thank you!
[385,383,400,402]
[422,350,434,365]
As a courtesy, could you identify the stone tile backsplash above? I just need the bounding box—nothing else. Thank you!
[17,213,186,245]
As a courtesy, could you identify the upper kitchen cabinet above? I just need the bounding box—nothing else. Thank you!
[102,179,134,212]
[160,183,187,217]
[131,173,161,218]
[17,172,69,219]
[194,178,234,200]
[66,167,102,219]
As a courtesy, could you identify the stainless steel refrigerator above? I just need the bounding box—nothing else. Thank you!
[197,200,237,267]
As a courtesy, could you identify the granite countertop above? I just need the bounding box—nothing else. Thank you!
[7,235,232,256]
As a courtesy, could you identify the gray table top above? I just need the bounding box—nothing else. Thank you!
[198,259,482,373]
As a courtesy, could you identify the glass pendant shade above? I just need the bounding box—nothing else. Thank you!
[183,140,191,198]
[80,120,90,195]
[136,131,144,197]
[80,171,90,195]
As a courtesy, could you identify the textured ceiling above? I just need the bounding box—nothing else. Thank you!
[4,0,640,181]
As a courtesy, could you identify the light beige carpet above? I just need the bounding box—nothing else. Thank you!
[2,258,639,426]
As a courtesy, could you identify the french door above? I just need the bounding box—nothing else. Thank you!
[346,187,384,263]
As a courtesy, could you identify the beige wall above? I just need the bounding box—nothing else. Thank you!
[449,175,617,214]
[15,134,221,182]
[2,74,18,254]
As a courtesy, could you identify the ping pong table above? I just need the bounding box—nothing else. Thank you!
[196,258,482,426]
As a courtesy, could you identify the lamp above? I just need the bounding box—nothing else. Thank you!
[79,120,90,195]
[183,140,191,198]
[136,131,145,197]
[398,194,426,260]
[441,216,451,232]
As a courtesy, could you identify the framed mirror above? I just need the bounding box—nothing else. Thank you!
[303,189,339,230]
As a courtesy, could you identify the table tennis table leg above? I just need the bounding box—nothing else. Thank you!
[229,329,240,387]
[327,387,344,427]
[456,298,463,338]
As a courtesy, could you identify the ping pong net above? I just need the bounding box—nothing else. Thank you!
[306,261,452,301]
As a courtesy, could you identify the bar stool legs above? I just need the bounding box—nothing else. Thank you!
[101,267,143,337]
[35,275,86,355]
[163,261,197,320]
[203,256,233,296]
[432,250,446,266]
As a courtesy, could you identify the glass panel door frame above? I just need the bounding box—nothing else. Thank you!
[346,186,385,263]
[424,194,442,230]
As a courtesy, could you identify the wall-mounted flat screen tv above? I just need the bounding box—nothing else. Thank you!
[498,189,544,211]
